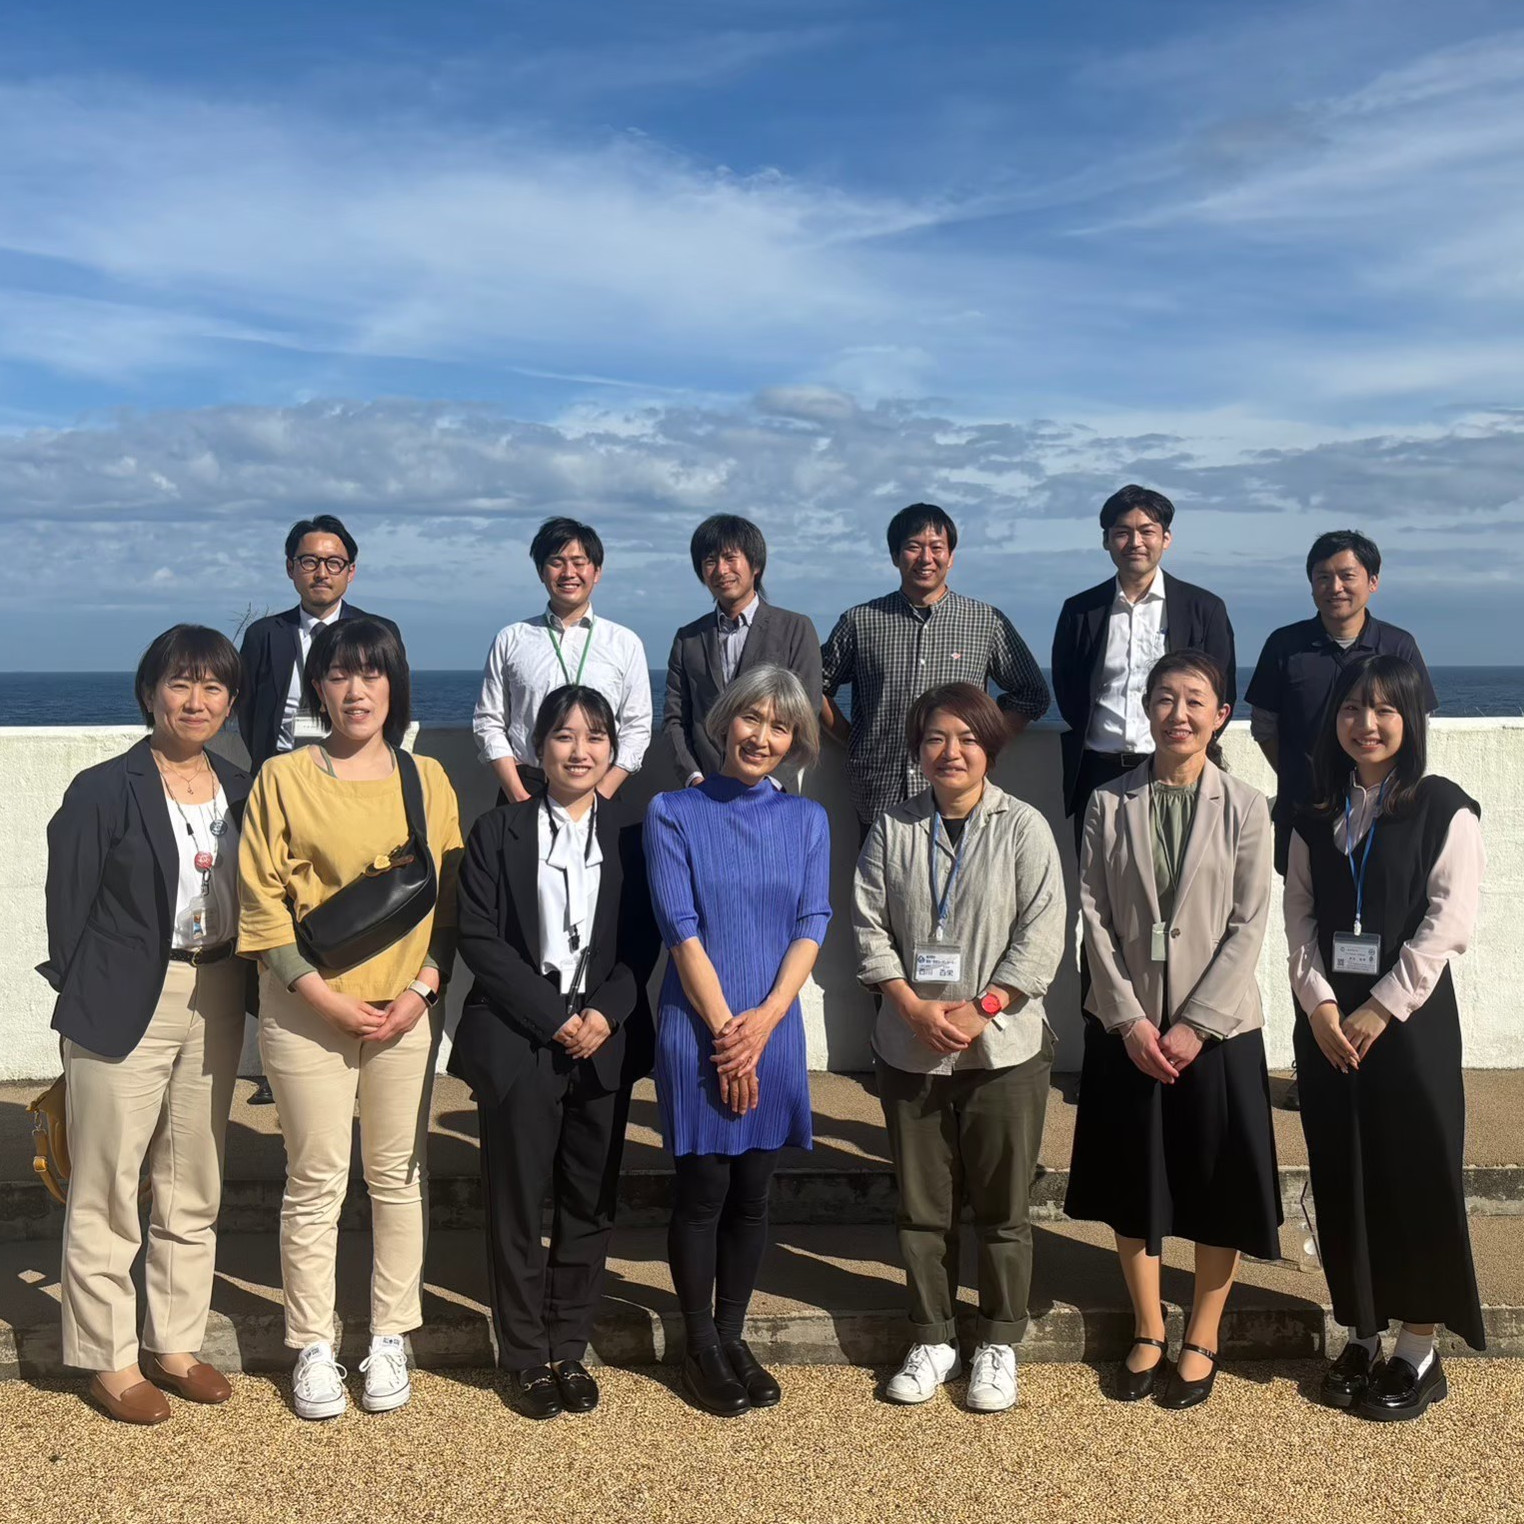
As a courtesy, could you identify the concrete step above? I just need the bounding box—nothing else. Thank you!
[6,1070,1524,1241]
[5,1214,1524,1379]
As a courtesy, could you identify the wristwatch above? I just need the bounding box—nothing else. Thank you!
[407,980,440,1008]
[977,991,1003,1019]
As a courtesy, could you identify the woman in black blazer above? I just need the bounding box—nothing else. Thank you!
[452,684,658,1420]
[39,626,252,1425]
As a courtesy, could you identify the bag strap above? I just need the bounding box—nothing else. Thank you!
[395,749,429,847]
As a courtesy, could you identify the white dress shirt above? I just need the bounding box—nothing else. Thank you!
[536,797,603,1001]
[1085,573,1169,753]
[280,602,345,752]
[473,606,652,772]
[1285,781,1486,1021]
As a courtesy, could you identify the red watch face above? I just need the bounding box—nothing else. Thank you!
[979,993,1002,1017]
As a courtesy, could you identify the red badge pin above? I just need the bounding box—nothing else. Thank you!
[194,851,214,872]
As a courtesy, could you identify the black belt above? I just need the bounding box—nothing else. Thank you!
[169,941,236,967]
[1086,747,1151,770]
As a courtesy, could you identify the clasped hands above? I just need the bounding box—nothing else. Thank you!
[554,1009,614,1061]
[1120,1019,1205,1083]
[301,977,436,1044]
[1309,999,1391,1073]
[710,1006,781,1115]
[894,992,993,1056]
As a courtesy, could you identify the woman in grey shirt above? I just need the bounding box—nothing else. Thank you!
[854,682,1065,1414]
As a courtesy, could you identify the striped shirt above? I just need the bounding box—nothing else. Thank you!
[821,588,1050,824]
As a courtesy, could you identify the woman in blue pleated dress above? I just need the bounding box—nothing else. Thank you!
[644,664,831,1418]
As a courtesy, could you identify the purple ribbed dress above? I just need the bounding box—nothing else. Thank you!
[644,776,831,1156]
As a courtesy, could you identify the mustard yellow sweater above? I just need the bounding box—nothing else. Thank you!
[237,747,463,999]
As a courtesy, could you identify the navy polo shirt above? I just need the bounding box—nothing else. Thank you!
[1245,613,1437,873]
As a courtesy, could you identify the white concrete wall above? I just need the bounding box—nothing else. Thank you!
[2,718,1519,1081]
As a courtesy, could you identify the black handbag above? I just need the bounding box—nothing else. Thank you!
[294,749,438,973]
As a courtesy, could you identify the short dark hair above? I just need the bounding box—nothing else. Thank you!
[689,514,767,590]
[285,515,358,563]
[1306,529,1380,581]
[886,503,958,560]
[530,517,604,574]
[906,682,1008,763]
[532,684,620,765]
[1308,654,1428,818]
[134,624,243,726]
[1100,484,1175,532]
[303,617,411,747]
[1144,650,1231,768]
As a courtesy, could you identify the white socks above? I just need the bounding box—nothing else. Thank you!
[1392,1328,1435,1376]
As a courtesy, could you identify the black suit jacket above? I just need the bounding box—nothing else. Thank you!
[236,603,402,771]
[39,737,253,1059]
[1051,572,1237,817]
[449,798,659,1107]
[661,600,822,782]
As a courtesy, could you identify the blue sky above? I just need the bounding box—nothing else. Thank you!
[0,0,1520,670]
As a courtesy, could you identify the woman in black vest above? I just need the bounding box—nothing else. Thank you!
[1287,653,1485,1421]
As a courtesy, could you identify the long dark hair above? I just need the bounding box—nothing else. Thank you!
[304,617,411,748]
[1143,650,1231,770]
[1308,654,1428,817]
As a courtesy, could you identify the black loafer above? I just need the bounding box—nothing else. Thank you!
[554,1359,600,1413]
[512,1364,563,1421]
[722,1339,781,1409]
[1159,1342,1219,1410]
[1320,1342,1383,1410]
[681,1344,749,1417]
[1358,1354,1447,1422]
[1115,1337,1169,1403]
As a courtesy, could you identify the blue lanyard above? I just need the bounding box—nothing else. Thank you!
[1343,775,1390,936]
[930,813,970,941]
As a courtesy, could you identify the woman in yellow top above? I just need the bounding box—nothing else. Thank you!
[238,618,462,1421]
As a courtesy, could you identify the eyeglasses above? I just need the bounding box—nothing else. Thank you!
[293,555,353,575]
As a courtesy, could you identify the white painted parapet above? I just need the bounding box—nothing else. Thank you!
[1,719,1518,1081]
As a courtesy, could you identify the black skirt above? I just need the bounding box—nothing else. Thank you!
[1065,1014,1283,1260]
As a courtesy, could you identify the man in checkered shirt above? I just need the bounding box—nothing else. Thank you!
[821,503,1050,837]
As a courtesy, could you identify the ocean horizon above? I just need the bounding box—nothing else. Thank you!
[2,667,1522,729]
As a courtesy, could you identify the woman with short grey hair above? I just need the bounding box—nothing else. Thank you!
[703,664,820,773]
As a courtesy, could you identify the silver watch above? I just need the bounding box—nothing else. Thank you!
[407,980,440,1008]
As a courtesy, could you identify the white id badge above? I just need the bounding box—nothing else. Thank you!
[1150,922,1169,963]
[913,942,963,985]
[1331,932,1381,975]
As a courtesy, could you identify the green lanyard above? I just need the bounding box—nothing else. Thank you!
[548,615,595,686]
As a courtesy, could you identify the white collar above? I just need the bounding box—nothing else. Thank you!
[1113,571,1166,609]
[299,601,344,634]
[546,604,595,634]
[717,593,760,630]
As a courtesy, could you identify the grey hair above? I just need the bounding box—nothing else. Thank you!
[703,663,821,770]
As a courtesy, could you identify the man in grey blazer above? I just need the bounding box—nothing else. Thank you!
[662,514,823,786]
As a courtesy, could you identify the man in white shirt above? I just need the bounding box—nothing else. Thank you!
[474,517,652,802]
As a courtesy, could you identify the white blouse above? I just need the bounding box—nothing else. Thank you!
[536,798,603,1000]
[167,788,241,949]
[1285,780,1485,1021]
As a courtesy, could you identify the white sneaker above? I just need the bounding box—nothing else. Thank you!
[360,1335,412,1413]
[292,1341,348,1420]
[965,1342,1018,1412]
[885,1342,961,1404]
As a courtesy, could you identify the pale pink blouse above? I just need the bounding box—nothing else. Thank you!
[1285,779,1485,1021]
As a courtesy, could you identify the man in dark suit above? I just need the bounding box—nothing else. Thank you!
[1051,484,1237,850]
[662,514,822,787]
[236,514,403,773]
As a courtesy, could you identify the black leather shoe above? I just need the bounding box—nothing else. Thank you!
[1358,1354,1447,1422]
[512,1365,563,1421]
[1115,1337,1169,1403]
[681,1344,749,1417]
[1319,1342,1383,1410]
[722,1339,781,1409]
[1159,1342,1219,1410]
[553,1359,600,1413]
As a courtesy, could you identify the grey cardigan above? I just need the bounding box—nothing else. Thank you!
[1079,759,1272,1040]
[853,781,1066,1074]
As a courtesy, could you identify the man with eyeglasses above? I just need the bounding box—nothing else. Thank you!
[236,515,403,773]
[1051,484,1236,851]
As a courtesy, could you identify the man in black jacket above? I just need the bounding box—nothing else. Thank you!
[1051,484,1237,851]
[236,515,402,773]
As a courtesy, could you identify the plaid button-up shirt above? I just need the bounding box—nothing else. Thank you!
[821,588,1050,825]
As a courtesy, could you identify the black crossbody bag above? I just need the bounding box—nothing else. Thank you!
[294,749,437,973]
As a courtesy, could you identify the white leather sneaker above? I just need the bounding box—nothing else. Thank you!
[360,1334,412,1413]
[292,1341,348,1420]
[885,1342,961,1404]
[965,1343,1018,1412]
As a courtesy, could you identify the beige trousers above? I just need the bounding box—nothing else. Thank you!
[257,969,438,1349]
[60,956,246,1372]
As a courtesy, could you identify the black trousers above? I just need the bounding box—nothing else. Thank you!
[477,1048,633,1368]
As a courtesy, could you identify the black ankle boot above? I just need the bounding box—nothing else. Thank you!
[681,1343,749,1417]
[722,1339,781,1408]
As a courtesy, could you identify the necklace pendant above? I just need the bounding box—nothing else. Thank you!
[194,850,215,873]
[209,817,228,838]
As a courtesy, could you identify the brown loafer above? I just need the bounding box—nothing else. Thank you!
[88,1375,171,1425]
[142,1352,233,1405]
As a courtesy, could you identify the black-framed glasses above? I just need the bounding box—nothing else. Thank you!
[293,555,353,575]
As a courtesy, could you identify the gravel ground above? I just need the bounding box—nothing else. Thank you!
[5,1361,1524,1524]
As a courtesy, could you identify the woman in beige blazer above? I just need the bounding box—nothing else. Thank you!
[1066,650,1279,1411]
